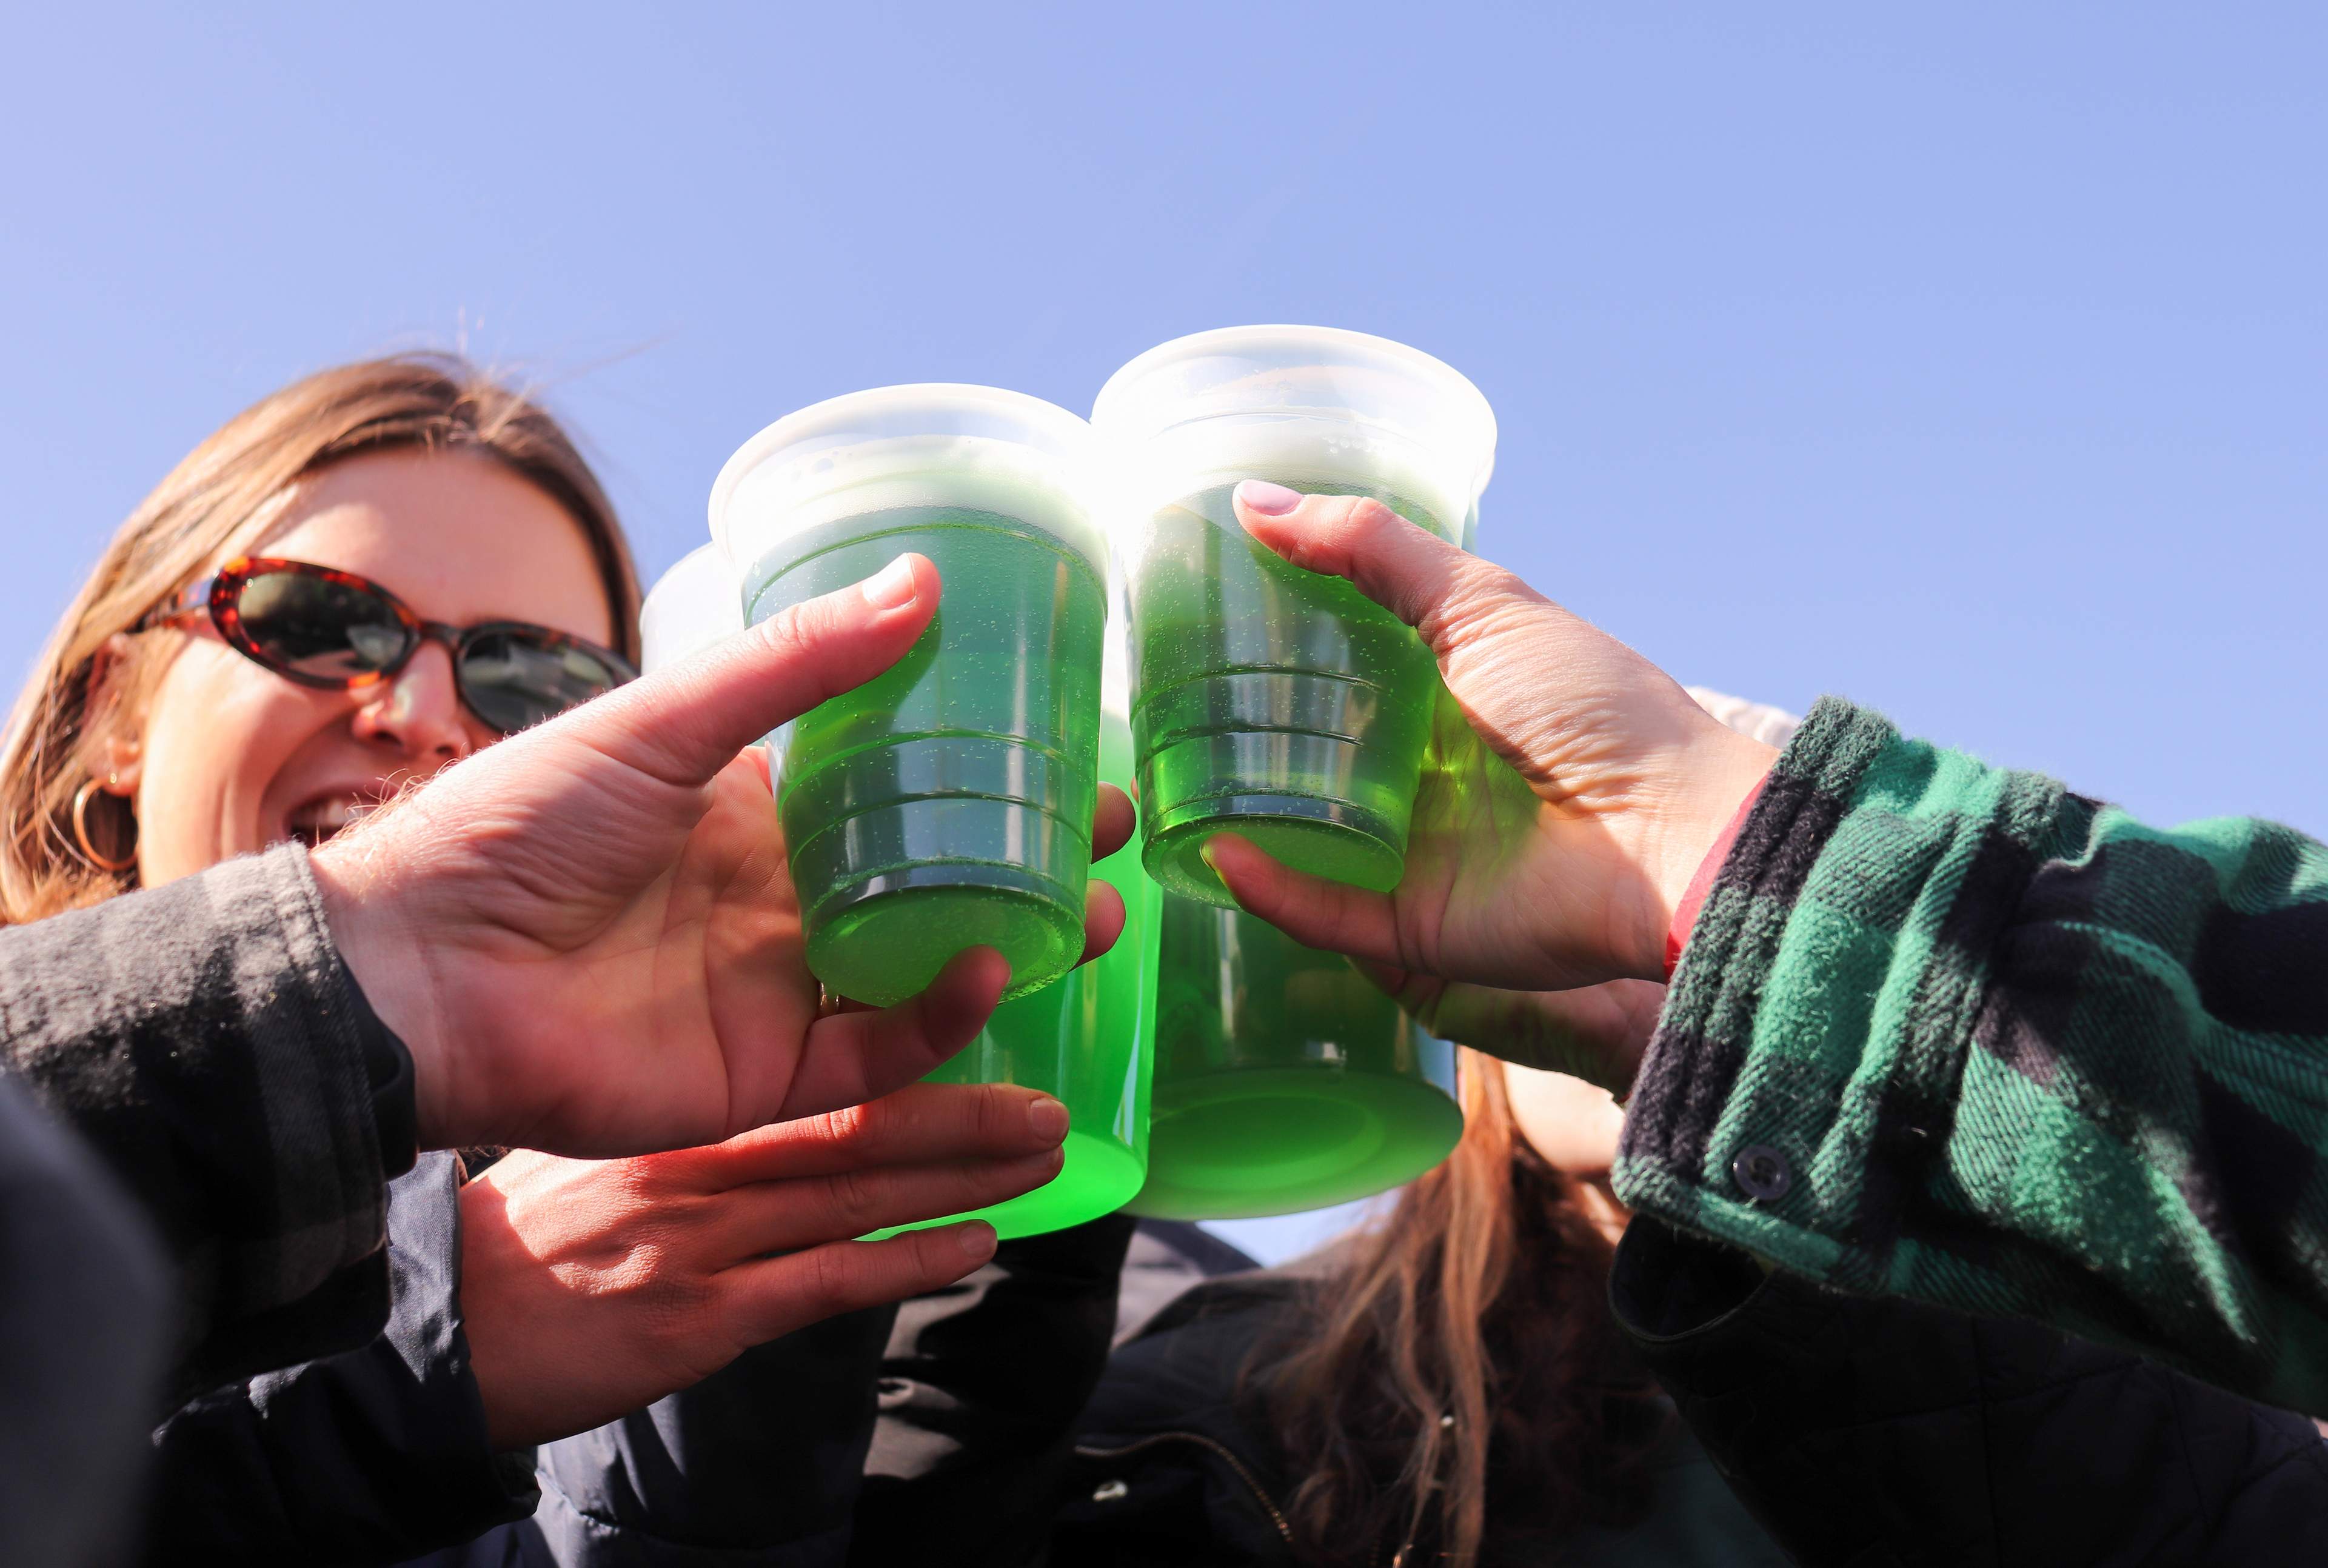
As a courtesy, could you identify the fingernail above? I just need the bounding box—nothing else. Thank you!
[957,1219,997,1258]
[1028,1095,1069,1143]
[1235,479,1303,516]
[860,555,919,610]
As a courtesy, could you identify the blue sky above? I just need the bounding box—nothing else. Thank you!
[8,5,2323,1258]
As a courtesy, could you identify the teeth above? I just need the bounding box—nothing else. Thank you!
[286,795,378,842]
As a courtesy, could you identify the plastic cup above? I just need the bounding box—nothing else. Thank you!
[887,618,1160,1238]
[1092,325,1496,907]
[640,544,745,671]
[711,386,1108,1007]
[1125,893,1462,1221]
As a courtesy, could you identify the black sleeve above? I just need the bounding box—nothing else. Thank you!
[528,1305,897,1567]
[852,1213,1137,1568]
[1610,1216,2328,1566]
[0,845,403,1398]
[0,1073,172,1568]
[145,1153,535,1567]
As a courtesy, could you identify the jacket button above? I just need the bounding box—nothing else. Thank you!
[1730,1144,1792,1201]
[1092,1479,1129,1503]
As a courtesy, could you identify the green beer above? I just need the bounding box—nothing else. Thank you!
[1094,325,1496,908]
[714,389,1108,1009]
[888,701,1160,1238]
[1128,480,1447,904]
[1127,893,1462,1221]
[744,505,1104,1006]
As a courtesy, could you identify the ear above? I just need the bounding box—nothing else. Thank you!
[82,635,146,796]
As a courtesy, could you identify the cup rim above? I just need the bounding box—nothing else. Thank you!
[639,543,743,673]
[1091,324,1498,460]
[707,382,1099,562]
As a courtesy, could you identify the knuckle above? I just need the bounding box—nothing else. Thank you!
[803,1241,864,1313]
[604,1234,718,1332]
[821,1098,880,1147]
[974,1083,1019,1144]
[1417,562,1539,650]
[613,1152,689,1204]
[755,601,817,664]
[824,1166,886,1229]
[1341,496,1404,536]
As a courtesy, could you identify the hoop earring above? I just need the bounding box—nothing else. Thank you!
[72,777,137,873]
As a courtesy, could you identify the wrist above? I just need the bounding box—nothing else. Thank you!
[1663,773,1768,978]
[1630,728,1778,979]
[310,837,457,1149]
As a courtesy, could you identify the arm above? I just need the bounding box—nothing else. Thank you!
[1614,698,2328,1410]
[1201,489,2328,1409]
[0,844,411,1398]
[1611,1215,2328,1564]
[144,1153,535,1567]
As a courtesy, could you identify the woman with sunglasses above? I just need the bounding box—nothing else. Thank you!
[1,355,1092,1564]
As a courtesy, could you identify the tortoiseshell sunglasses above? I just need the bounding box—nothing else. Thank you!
[140,556,637,735]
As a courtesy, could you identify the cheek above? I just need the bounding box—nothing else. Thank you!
[1505,1073,1627,1177]
[133,649,340,876]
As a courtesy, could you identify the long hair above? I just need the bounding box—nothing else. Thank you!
[1257,1052,1665,1566]
[0,353,642,924]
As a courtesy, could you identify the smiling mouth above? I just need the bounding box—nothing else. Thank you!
[283,794,383,849]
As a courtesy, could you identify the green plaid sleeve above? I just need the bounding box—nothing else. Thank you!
[1612,698,2328,1413]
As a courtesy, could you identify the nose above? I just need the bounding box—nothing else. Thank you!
[349,643,481,764]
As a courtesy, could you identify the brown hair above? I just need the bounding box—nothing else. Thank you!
[0,353,641,924]
[1257,1052,1665,1566]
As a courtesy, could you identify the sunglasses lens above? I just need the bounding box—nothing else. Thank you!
[235,570,410,680]
[458,630,629,732]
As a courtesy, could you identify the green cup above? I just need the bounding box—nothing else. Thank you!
[639,543,743,671]
[1125,894,1463,1221]
[1092,326,1496,907]
[891,625,1160,1238]
[711,386,1108,1007]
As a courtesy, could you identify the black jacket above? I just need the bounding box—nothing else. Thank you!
[1051,1264,1788,1568]
[324,1195,2328,1568]
[146,1153,535,1566]
[852,1211,2328,1566]
[1612,1216,2328,1566]
[0,1071,169,1568]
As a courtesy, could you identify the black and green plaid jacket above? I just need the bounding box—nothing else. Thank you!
[1615,698,2328,1414]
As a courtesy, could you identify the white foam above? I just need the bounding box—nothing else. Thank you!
[1100,420,1473,572]
[1091,328,1496,559]
[717,432,1106,581]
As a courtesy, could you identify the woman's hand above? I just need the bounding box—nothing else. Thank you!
[1372,966,1668,1095]
[1202,485,1775,994]
[459,1079,1070,1447]
[312,553,1134,1156]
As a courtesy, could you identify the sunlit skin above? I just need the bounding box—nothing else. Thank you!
[93,449,615,882]
[1502,1062,1631,1246]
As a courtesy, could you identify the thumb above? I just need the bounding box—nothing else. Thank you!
[1231,481,1564,659]
[572,553,938,788]
[1231,482,1698,796]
